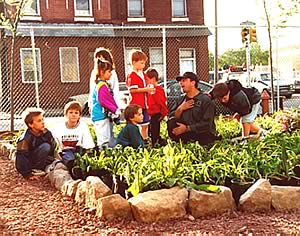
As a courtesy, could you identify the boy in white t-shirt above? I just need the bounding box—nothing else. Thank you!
[51,101,95,172]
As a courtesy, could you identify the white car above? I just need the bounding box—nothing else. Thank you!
[68,82,130,116]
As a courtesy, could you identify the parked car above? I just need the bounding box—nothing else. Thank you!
[159,80,233,116]
[221,71,295,98]
[67,82,130,116]
[251,72,295,99]
[290,77,300,93]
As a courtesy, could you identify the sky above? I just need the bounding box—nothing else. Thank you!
[203,0,300,54]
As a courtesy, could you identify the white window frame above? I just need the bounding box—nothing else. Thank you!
[59,47,80,83]
[20,48,42,84]
[74,0,93,17]
[149,47,164,80]
[179,48,196,75]
[172,0,187,17]
[127,0,144,17]
[21,0,42,21]
[124,47,141,76]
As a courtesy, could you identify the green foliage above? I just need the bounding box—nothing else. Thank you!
[216,44,269,70]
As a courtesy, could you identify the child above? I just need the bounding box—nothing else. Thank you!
[116,104,144,148]
[126,49,155,140]
[15,108,55,180]
[51,101,95,171]
[91,59,120,149]
[210,79,263,137]
[145,67,168,146]
[88,47,121,109]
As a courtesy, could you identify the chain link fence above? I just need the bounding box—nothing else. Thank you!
[0,24,299,131]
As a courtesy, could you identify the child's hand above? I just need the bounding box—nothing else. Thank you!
[147,84,156,94]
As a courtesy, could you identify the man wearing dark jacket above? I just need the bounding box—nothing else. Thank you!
[209,79,263,137]
[167,72,219,145]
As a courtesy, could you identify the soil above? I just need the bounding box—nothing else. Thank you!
[1,155,300,234]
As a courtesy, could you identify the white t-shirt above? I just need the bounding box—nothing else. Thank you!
[51,121,95,151]
[88,69,121,109]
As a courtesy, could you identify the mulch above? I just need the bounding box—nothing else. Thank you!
[1,155,300,234]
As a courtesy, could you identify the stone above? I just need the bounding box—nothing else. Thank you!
[67,179,82,199]
[239,179,271,212]
[129,186,188,223]
[85,176,112,209]
[47,169,72,191]
[188,186,235,218]
[96,194,132,221]
[272,186,300,210]
[75,181,88,205]
[61,179,75,195]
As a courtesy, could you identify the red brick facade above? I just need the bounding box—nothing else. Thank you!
[1,0,210,114]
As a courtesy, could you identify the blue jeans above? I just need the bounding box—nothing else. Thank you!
[61,149,76,171]
[16,143,54,177]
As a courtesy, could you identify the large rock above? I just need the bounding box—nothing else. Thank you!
[61,179,74,195]
[85,176,112,209]
[96,194,133,221]
[129,186,188,223]
[239,179,271,212]
[67,179,82,199]
[272,186,300,210]
[48,169,72,191]
[75,181,88,205]
[188,186,235,218]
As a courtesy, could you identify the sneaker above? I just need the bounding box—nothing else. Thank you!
[31,169,47,176]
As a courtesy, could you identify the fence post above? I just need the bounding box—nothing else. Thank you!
[30,27,40,108]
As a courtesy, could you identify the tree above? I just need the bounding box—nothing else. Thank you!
[213,45,269,71]
[260,0,299,111]
[0,0,26,131]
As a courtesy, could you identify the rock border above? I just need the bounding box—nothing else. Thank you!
[1,141,300,223]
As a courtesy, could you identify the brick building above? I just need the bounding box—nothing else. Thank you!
[0,0,210,115]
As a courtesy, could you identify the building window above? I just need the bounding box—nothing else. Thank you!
[172,0,187,17]
[20,48,42,83]
[23,0,40,16]
[179,48,196,74]
[59,47,80,83]
[149,48,164,80]
[74,0,92,16]
[128,0,144,17]
[125,47,141,76]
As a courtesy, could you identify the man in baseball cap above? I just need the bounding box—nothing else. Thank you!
[167,72,220,145]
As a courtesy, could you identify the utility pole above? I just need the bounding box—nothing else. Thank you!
[214,0,218,84]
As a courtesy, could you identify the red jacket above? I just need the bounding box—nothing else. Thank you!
[147,85,168,117]
[126,71,148,108]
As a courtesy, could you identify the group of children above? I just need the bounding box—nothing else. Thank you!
[15,48,168,180]
[15,47,265,181]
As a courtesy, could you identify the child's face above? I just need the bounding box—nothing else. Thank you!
[218,92,230,104]
[28,114,45,132]
[148,77,157,85]
[65,109,80,124]
[131,108,143,124]
[101,69,112,81]
[132,60,146,71]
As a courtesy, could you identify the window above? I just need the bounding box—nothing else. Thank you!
[124,47,141,76]
[149,48,164,80]
[20,48,42,83]
[23,0,40,16]
[172,0,187,17]
[128,0,144,17]
[74,0,92,16]
[59,47,80,83]
[179,49,196,75]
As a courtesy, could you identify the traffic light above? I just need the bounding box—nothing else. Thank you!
[249,27,257,43]
[241,27,249,43]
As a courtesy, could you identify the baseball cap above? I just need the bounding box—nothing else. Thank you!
[176,72,199,82]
